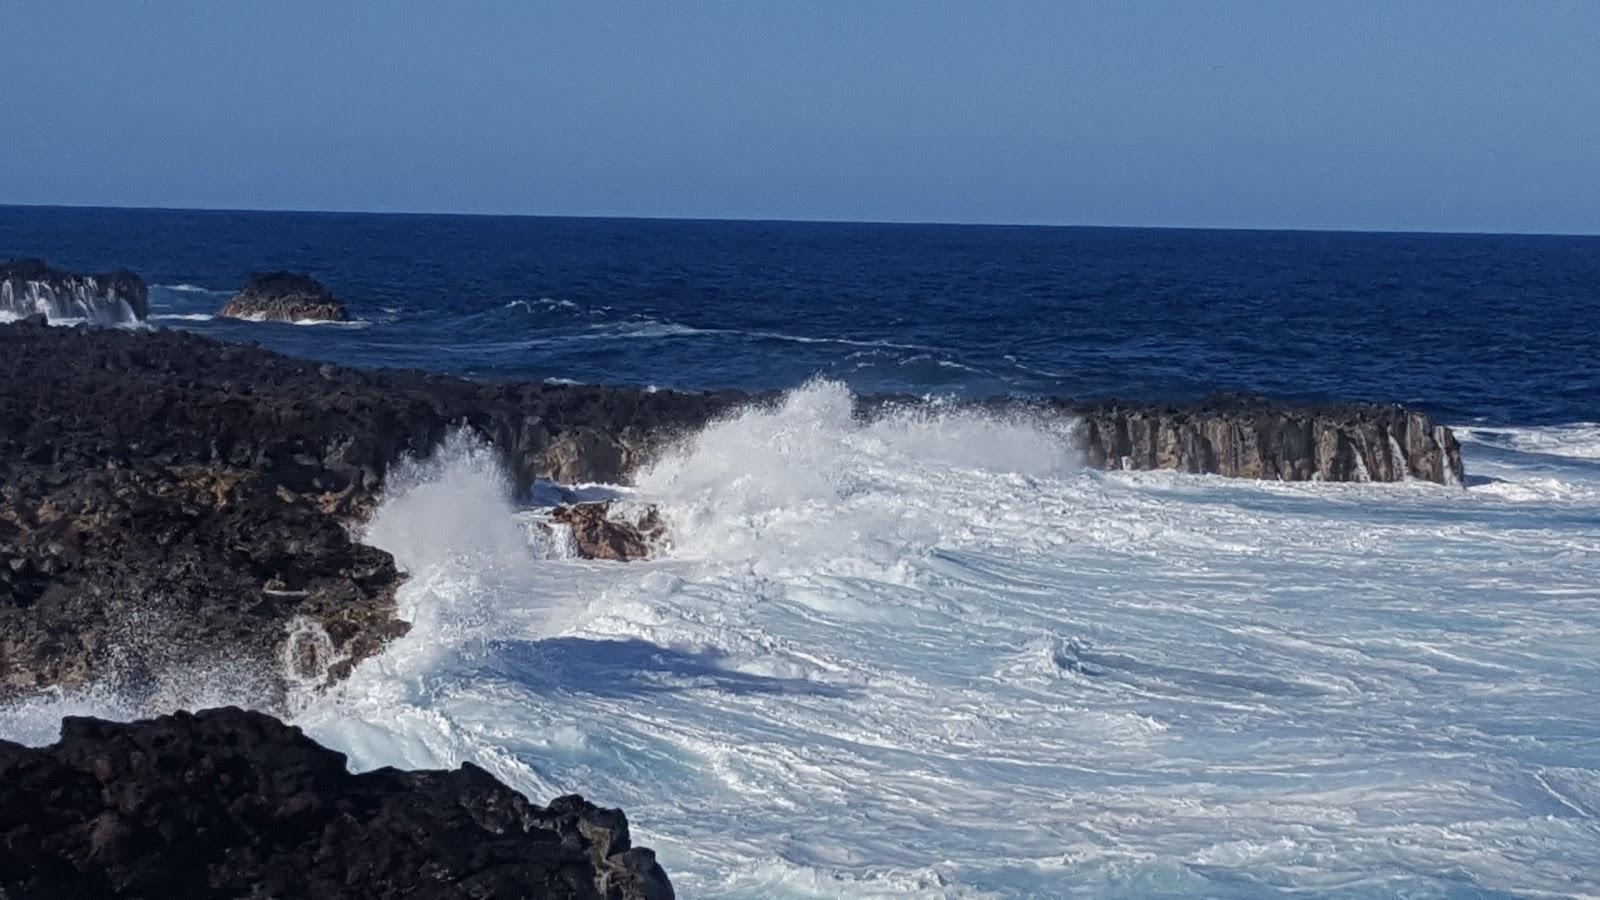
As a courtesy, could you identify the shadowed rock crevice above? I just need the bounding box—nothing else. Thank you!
[0,707,674,899]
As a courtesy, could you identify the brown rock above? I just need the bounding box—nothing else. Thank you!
[551,503,665,561]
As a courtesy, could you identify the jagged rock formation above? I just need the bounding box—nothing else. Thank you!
[553,503,665,561]
[0,258,148,323]
[0,707,673,899]
[1070,394,1463,484]
[220,271,351,322]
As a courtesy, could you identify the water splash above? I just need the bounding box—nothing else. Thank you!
[0,277,145,326]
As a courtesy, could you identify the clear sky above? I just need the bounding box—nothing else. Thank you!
[3,1,1597,233]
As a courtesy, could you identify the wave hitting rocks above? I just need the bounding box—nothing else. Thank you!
[0,259,148,325]
[0,320,1463,699]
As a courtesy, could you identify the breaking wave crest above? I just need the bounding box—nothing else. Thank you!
[636,380,1076,565]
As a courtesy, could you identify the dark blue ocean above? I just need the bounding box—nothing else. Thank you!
[8,204,1600,896]
[5,204,1598,425]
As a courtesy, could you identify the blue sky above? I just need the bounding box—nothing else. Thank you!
[2,1,1597,233]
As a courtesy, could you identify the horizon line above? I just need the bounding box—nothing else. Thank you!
[4,201,1597,240]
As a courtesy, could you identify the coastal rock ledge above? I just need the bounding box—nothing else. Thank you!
[0,258,148,324]
[0,707,674,899]
[220,272,350,322]
[1071,395,1463,484]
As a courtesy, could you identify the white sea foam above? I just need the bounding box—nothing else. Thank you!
[5,390,1599,897]
[0,309,149,330]
[151,313,217,322]
[154,283,225,294]
[1459,422,1600,460]
[285,386,1600,896]
[290,318,371,328]
[0,279,147,327]
[223,312,373,328]
[506,297,580,312]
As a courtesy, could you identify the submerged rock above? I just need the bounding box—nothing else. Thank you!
[0,258,148,323]
[220,271,350,322]
[0,707,674,899]
[553,503,665,561]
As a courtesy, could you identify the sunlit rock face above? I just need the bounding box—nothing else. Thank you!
[1071,394,1464,484]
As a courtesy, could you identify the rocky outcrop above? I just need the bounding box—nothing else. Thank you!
[1069,394,1463,484]
[0,707,673,899]
[0,459,406,698]
[0,258,148,323]
[220,271,350,322]
[553,503,665,561]
[0,320,733,697]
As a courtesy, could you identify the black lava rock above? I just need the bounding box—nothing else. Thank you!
[0,707,674,899]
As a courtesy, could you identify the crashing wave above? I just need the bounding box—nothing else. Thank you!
[0,258,148,325]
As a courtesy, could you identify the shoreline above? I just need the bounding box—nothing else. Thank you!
[0,316,1466,896]
[0,316,1465,697]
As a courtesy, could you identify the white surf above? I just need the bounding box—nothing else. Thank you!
[6,380,1599,897]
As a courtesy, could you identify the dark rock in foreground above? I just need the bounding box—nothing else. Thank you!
[0,707,673,899]
[1071,394,1463,484]
[0,258,148,323]
[220,271,351,322]
[553,503,665,561]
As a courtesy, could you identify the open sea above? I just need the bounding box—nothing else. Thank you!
[3,205,1600,897]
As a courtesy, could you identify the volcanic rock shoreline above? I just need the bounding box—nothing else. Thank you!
[0,318,1464,897]
[0,318,1464,697]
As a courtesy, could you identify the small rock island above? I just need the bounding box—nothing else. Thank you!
[220,272,350,323]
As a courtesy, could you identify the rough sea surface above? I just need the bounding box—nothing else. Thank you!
[3,207,1598,897]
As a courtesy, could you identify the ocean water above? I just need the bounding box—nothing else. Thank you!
[5,205,1600,422]
[3,207,1600,897]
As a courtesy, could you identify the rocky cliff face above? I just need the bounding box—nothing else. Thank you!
[220,271,351,322]
[1070,395,1464,484]
[0,707,673,899]
[0,258,148,324]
